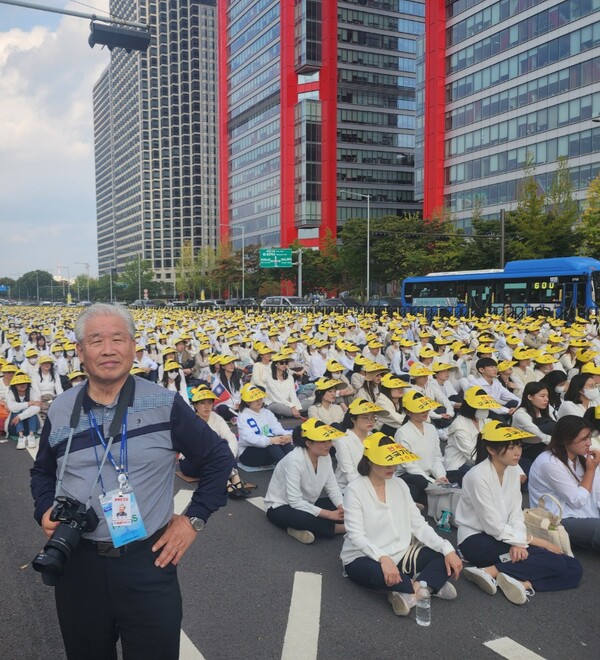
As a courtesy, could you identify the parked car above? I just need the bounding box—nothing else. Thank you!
[188,300,219,310]
[317,297,362,309]
[225,298,257,307]
[260,296,312,308]
[129,299,167,308]
[365,297,404,310]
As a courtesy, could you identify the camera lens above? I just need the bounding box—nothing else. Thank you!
[31,524,83,586]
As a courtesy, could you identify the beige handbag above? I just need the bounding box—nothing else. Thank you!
[523,494,574,557]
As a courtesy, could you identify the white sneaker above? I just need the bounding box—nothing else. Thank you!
[27,433,37,449]
[287,528,315,544]
[496,573,533,605]
[433,581,457,600]
[16,436,26,450]
[387,591,416,616]
[463,566,497,595]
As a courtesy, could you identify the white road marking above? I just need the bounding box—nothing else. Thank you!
[173,489,193,515]
[281,572,322,660]
[26,445,38,460]
[179,630,206,660]
[247,496,265,511]
[484,637,547,660]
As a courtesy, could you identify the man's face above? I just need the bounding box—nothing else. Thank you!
[76,314,135,387]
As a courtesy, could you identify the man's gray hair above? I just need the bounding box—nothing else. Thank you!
[74,304,136,343]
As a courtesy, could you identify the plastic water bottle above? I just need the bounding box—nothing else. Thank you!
[437,510,452,533]
[415,581,431,627]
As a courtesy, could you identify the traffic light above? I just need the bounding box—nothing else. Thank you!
[89,21,151,52]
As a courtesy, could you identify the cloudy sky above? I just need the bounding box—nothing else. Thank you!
[0,1,111,280]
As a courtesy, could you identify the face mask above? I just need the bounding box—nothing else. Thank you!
[54,353,62,359]
[475,409,489,420]
[583,388,600,402]
[168,372,178,380]
[66,350,75,357]
[28,357,38,364]
[555,385,566,394]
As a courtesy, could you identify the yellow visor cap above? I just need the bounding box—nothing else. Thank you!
[363,434,419,466]
[464,386,502,410]
[481,420,535,442]
[301,418,345,442]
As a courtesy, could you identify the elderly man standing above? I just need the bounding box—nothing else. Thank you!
[31,304,234,660]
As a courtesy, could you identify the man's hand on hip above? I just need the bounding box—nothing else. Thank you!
[151,514,197,568]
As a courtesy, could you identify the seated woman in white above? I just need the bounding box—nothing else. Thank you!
[237,384,293,467]
[307,377,345,426]
[456,421,582,605]
[342,432,463,617]
[529,415,600,552]
[333,398,383,492]
[512,382,556,465]
[394,390,458,507]
[375,372,408,434]
[265,419,346,545]
[444,386,501,485]
[265,353,312,418]
[557,374,597,419]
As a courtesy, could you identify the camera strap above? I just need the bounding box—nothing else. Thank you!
[54,377,135,507]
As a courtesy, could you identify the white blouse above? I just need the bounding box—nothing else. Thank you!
[333,429,365,491]
[264,447,342,516]
[444,415,483,471]
[340,476,454,566]
[394,420,446,480]
[456,459,527,546]
[529,451,600,520]
[307,402,344,425]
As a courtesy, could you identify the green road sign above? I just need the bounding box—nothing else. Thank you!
[259,248,293,268]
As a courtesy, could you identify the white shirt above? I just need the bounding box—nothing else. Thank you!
[473,376,517,413]
[374,393,405,429]
[265,375,301,409]
[528,451,600,520]
[307,402,344,425]
[237,407,287,452]
[333,429,365,492]
[455,460,527,546]
[444,415,483,471]
[206,410,238,458]
[511,407,552,444]
[264,447,343,515]
[34,371,63,399]
[557,400,588,419]
[6,385,42,420]
[394,420,445,480]
[340,476,454,566]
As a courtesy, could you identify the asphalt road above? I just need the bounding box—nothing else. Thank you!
[1,442,599,660]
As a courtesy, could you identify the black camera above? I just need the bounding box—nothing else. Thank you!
[31,496,99,586]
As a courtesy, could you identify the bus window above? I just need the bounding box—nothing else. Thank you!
[503,282,527,304]
[592,272,600,305]
[576,283,587,309]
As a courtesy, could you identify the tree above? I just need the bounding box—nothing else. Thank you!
[579,173,600,259]
[508,156,549,259]
[545,156,580,256]
[459,196,504,270]
[119,258,157,302]
[175,240,204,299]
[15,270,54,301]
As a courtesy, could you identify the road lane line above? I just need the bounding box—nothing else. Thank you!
[281,572,322,660]
[247,496,265,511]
[173,489,193,515]
[484,637,546,660]
[26,445,38,460]
[179,630,206,660]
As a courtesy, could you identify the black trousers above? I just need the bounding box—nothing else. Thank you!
[266,497,337,538]
[345,547,449,594]
[239,443,294,467]
[55,531,182,660]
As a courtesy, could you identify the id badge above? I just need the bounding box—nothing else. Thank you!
[99,489,148,548]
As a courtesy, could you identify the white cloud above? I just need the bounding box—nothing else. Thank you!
[0,2,111,279]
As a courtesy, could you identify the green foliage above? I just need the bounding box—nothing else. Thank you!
[579,173,600,259]
[119,258,158,302]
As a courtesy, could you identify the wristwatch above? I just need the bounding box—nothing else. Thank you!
[187,516,205,532]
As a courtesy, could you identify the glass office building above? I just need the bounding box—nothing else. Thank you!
[417,0,600,229]
[94,0,218,282]
[219,0,423,250]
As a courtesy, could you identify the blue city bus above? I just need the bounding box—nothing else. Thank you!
[401,257,600,317]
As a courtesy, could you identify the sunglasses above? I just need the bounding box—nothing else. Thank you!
[277,360,290,365]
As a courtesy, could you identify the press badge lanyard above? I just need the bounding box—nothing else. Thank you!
[89,411,128,496]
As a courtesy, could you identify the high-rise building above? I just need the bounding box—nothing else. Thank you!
[219,0,424,250]
[94,0,219,283]
[417,0,600,229]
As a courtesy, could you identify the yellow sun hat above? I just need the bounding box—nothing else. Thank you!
[481,420,536,442]
[408,363,433,377]
[380,373,410,389]
[464,386,502,410]
[300,418,345,442]
[191,386,218,402]
[314,377,345,391]
[10,371,32,386]
[363,432,419,466]
[348,398,384,416]
[402,390,439,413]
[240,384,267,402]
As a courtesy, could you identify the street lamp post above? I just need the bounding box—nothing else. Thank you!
[340,189,371,301]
